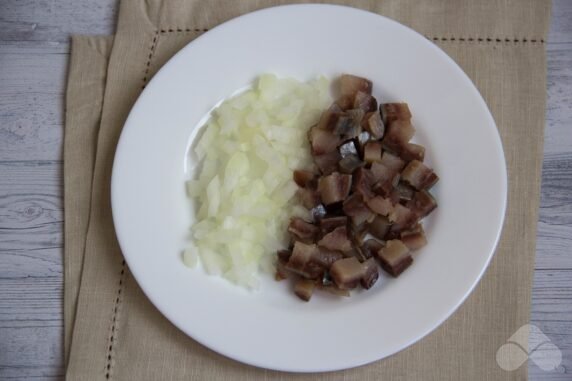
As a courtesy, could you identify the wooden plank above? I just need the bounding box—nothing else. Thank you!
[0,0,116,42]
[0,248,62,279]
[545,43,572,156]
[535,152,572,269]
[532,269,572,301]
[0,277,62,326]
[0,162,62,279]
[529,269,572,379]
[540,154,572,217]
[0,48,66,161]
[531,269,572,325]
[0,324,63,379]
[0,162,62,225]
[0,40,70,54]
[531,294,572,323]
[535,220,572,269]
[548,0,572,44]
[0,161,63,378]
[0,364,63,381]
[527,2,572,375]
[0,52,67,93]
[0,161,61,203]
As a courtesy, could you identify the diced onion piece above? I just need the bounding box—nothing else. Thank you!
[194,122,219,160]
[185,179,203,198]
[206,175,221,217]
[199,246,227,276]
[182,247,198,268]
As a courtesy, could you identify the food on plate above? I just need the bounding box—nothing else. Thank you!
[185,74,331,289]
[278,74,439,301]
[184,73,438,297]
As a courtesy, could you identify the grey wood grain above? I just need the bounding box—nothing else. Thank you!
[0,0,570,380]
[529,269,572,378]
[0,50,67,161]
[0,162,64,379]
[529,2,572,378]
[0,2,91,378]
[549,0,572,44]
[535,153,572,270]
[544,43,572,156]
[0,0,117,42]
[0,162,62,279]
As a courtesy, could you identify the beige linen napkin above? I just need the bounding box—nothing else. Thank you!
[64,1,551,379]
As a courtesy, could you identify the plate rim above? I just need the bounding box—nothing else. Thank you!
[111,3,507,373]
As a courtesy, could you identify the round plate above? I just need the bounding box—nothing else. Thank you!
[112,4,506,373]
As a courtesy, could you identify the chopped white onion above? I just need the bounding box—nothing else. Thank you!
[184,74,331,289]
[182,246,198,268]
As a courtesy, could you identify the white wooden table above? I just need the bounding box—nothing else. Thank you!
[0,1,570,379]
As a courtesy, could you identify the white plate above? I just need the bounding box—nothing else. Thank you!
[112,4,506,373]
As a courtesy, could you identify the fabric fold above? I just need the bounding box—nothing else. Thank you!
[64,35,113,364]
